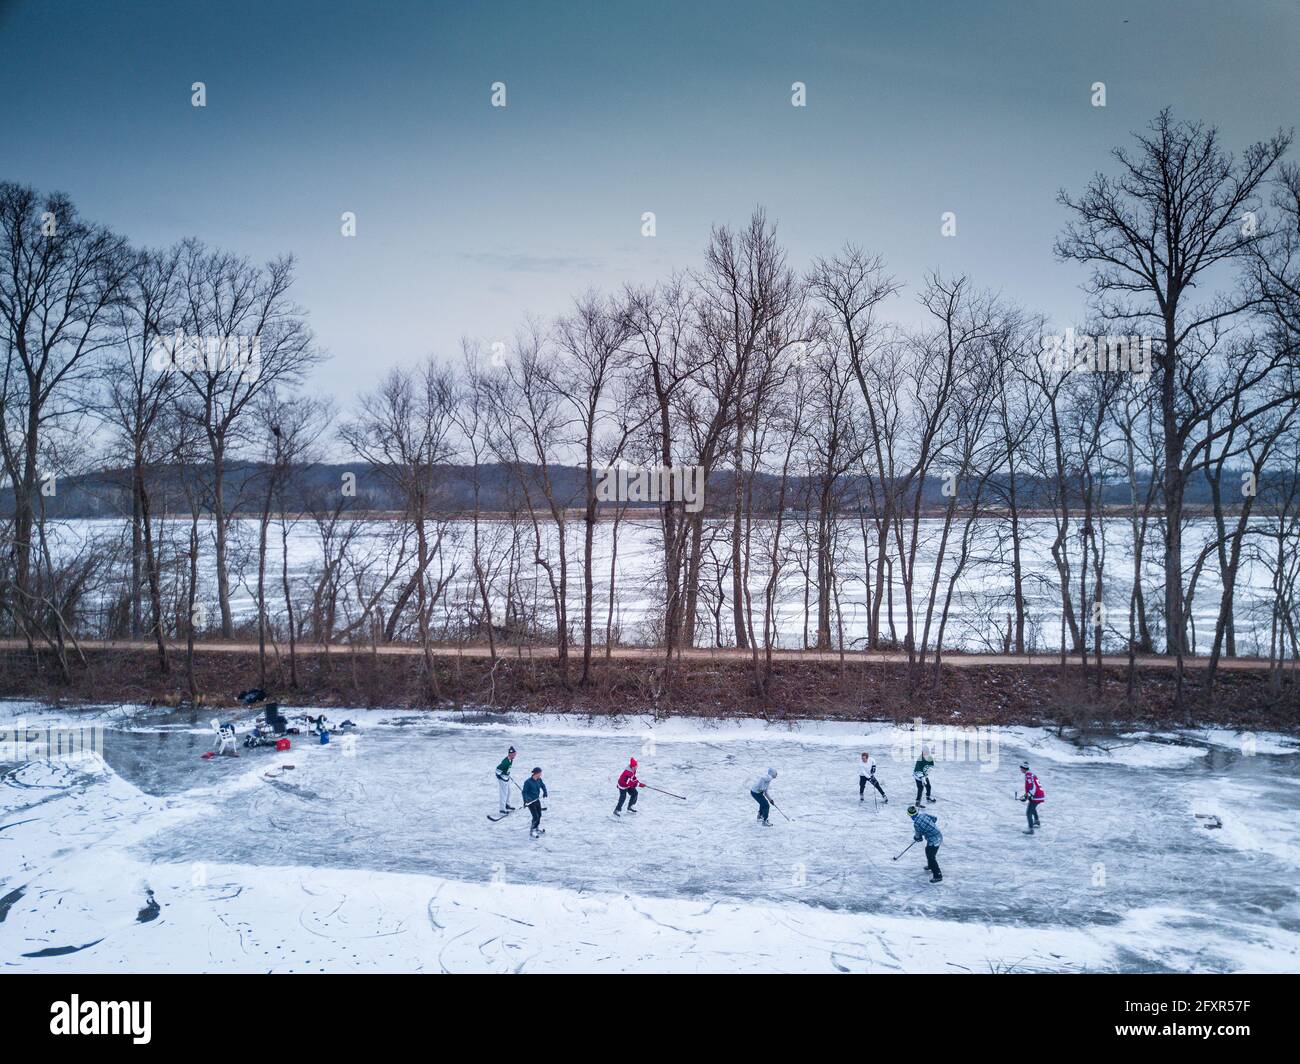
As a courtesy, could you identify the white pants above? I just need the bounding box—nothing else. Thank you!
[497,776,511,809]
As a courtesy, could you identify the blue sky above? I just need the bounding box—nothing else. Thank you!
[3,0,1298,399]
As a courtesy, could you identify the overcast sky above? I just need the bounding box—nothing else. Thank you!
[3,0,1298,400]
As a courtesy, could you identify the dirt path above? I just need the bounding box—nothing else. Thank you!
[0,638,1273,670]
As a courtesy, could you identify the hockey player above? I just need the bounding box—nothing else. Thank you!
[913,748,935,804]
[750,767,778,825]
[858,751,887,803]
[494,746,518,814]
[521,766,548,838]
[1019,761,1045,834]
[614,757,645,816]
[907,805,943,882]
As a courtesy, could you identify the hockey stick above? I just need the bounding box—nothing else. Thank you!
[512,775,547,809]
[642,784,686,800]
[770,798,792,822]
[891,839,918,861]
[501,776,547,811]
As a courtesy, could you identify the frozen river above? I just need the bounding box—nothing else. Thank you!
[48,514,1280,655]
[2,701,1297,972]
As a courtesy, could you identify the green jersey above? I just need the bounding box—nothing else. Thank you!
[496,756,514,778]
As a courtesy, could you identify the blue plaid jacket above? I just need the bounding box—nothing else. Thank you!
[911,812,942,846]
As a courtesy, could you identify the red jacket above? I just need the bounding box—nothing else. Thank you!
[618,768,641,790]
[1023,771,1045,803]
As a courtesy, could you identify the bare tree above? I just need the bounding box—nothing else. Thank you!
[809,245,901,650]
[1056,110,1291,661]
[172,239,322,638]
[489,324,579,686]
[0,183,130,645]
[623,277,703,663]
[697,208,803,649]
[553,291,636,684]
[252,388,331,687]
[101,244,186,670]
[451,341,512,668]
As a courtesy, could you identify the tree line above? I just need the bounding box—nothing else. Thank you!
[3,110,1300,706]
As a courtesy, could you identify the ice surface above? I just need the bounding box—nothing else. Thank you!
[1,702,1297,972]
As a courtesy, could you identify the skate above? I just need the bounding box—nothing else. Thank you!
[927,796,937,803]
[930,873,943,883]
[506,804,517,810]
[1023,829,1035,834]
[613,810,621,816]
[859,796,864,802]
[627,807,638,814]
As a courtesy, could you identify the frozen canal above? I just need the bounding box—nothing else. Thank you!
[2,701,1298,973]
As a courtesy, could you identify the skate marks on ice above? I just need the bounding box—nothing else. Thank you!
[0,761,180,962]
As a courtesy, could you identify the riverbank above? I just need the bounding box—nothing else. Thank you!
[0,641,1293,731]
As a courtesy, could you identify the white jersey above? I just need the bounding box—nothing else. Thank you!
[858,757,877,778]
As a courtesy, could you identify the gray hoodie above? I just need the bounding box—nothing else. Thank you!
[750,768,778,794]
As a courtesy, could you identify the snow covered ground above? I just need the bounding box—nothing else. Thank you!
[2,701,1298,973]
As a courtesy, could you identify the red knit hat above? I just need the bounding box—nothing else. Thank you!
[629,757,638,767]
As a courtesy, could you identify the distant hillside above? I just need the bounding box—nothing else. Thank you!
[0,461,1249,519]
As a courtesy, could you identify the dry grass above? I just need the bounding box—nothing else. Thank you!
[0,645,1294,730]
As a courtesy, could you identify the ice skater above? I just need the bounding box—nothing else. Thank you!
[522,766,548,838]
[750,767,778,825]
[1019,761,1045,834]
[913,747,935,804]
[614,757,644,816]
[858,751,887,803]
[907,804,943,883]
[494,745,518,814]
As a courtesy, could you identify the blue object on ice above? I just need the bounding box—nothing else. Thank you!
[319,731,330,745]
